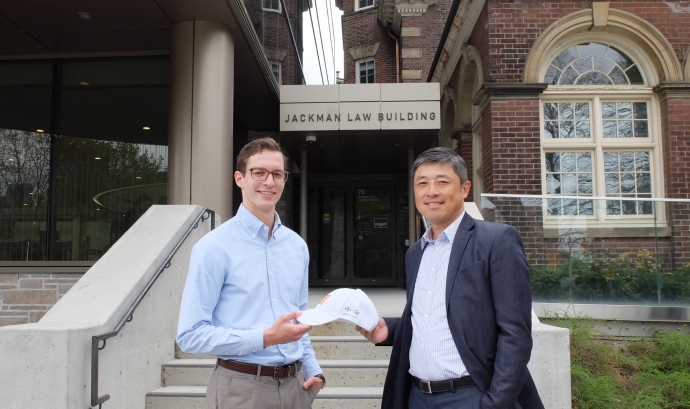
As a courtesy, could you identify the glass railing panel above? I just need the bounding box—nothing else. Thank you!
[481,194,690,306]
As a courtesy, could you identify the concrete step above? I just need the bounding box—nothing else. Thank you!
[311,336,392,360]
[146,385,382,409]
[162,359,390,387]
[176,336,391,360]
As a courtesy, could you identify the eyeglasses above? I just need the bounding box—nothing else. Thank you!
[248,168,289,183]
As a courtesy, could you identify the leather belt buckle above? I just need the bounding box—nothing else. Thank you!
[421,380,433,394]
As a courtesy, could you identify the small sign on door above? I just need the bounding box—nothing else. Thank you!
[374,218,387,228]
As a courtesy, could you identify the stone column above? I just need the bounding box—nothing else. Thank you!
[168,20,235,220]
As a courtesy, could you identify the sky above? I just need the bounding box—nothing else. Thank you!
[301,0,345,85]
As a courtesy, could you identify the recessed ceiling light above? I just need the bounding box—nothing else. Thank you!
[36,129,44,133]
[29,192,33,195]
[23,203,28,206]
[80,81,89,86]
[95,157,101,160]
[142,126,151,130]
[96,208,100,211]
[135,176,141,179]
[77,12,92,21]
[8,158,14,162]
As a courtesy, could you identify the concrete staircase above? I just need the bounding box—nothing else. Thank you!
[145,321,390,409]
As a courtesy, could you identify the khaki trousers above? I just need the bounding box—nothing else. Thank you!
[205,363,317,409]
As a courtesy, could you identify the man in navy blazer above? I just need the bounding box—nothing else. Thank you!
[357,147,544,409]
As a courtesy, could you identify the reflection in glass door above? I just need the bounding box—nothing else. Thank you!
[308,183,398,287]
[307,187,347,284]
[353,186,394,284]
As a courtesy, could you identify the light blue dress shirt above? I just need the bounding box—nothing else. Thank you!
[409,211,469,381]
[176,204,321,377]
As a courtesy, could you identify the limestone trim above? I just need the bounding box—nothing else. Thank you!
[653,82,690,102]
[457,44,484,128]
[524,8,683,85]
[472,83,548,111]
[348,42,381,61]
[264,47,288,62]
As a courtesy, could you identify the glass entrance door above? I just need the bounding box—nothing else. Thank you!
[308,182,399,286]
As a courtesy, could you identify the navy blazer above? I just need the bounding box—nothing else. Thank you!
[379,214,544,409]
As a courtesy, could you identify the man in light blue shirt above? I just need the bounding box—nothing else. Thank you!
[177,137,325,409]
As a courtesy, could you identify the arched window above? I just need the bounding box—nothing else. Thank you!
[544,42,644,86]
[540,42,662,229]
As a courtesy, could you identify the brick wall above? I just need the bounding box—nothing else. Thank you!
[399,0,453,82]
[0,273,83,327]
[485,0,690,83]
[251,0,304,85]
[341,8,397,83]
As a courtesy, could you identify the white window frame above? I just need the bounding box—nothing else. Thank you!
[355,0,375,12]
[540,88,666,230]
[269,61,281,85]
[356,58,375,84]
[262,0,281,13]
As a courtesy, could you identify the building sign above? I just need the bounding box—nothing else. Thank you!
[280,83,440,131]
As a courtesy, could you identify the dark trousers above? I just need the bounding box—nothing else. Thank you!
[408,381,483,409]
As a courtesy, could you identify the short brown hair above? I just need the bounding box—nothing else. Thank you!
[236,137,287,173]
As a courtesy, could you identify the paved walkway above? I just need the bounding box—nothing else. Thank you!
[308,287,407,318]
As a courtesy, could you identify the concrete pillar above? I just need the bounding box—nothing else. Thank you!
[168,20,235,220]
[300,150,308,240]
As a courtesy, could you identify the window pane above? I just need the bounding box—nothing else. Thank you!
[54,58,169,261]
[619,151,634,171]
[637,173,651,194]
[560,66,578,84]
[620,173,635,193]
[562,173,576,194]
[602,102,616,119]
[575,71,612,85]
[544,66,561,85]
[634,121,648,138]
[603,120,617,138]
[626,65,644,85]
[561,152,576,172]
[559,121,574,138]
[544,103,558,120]
[607,199,621,215]
[622,199,637,215]
[563,199,578,215]
[573,57,593,74]
[546,174,560,194]
[559,103,574,119]
[544,121,558,138]
[578,173,592,194]
[547,198,562,216]
[576,43,607,57]
[638,198,653,215]
[606,46,634,70]
[0,61,53,261]
[633,102,647,119]
[609,66,628,84]
[575,103,590,119]
[635,151,650,171]
[593,57,614,73]
[618,120,633,138]
[604,152,619,172]
[577,152,592,171]
[579,199,593,215]
[576,121,590,138]
[605,173,620,194]
[553,47,579,70]
[617,102,632,119]
[545,152,560,172]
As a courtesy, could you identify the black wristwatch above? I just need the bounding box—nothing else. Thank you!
[314,373,326,389]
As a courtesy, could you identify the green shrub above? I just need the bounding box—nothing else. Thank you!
[545,316,690,409]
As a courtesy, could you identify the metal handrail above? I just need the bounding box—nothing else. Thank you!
[482,193,690,203]
[90,208,215,408]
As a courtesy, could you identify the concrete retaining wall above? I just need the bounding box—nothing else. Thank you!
[0,205,214,409]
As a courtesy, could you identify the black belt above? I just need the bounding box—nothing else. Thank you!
[412,375,476,394]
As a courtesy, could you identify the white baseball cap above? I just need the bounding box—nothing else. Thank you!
[299,288,379,331]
